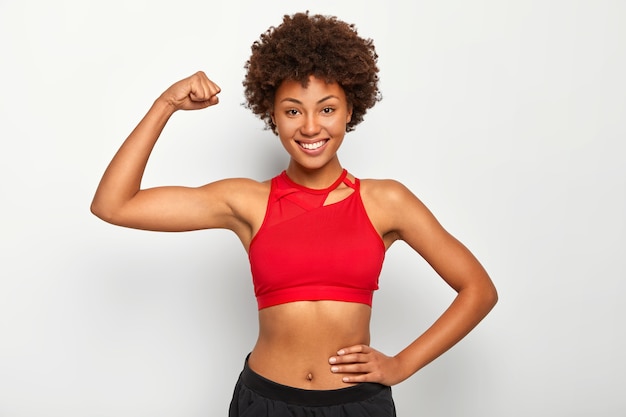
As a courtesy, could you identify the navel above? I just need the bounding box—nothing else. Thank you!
[306,372,314,382]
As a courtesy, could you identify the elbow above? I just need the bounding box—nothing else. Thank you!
[488,285,499,309]
[90,199,117,225]
[482,280,499,312]
[90,201,107,222]
[463,278,498,315]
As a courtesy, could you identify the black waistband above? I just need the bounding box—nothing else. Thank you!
[240,355,388,406]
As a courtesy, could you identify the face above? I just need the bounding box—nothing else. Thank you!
[271,76,352,173]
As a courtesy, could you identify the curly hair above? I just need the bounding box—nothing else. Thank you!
[243,12,381,134]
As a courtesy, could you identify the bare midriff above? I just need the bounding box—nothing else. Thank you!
[248,300,372,390]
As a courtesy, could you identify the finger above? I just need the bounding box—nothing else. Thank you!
[330,362,369,375]
[341,373,371,383]
[188,72,221,102]
[329,345,369,364]
[189,83,219,103]
[192,81,220,101]
[330,353,368,366]
[184,97,217,111]
[337,344,369,356]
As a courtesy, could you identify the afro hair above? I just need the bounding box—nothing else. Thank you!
[243,11,381,133]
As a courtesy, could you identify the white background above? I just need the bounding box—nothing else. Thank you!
[1,1,625,416]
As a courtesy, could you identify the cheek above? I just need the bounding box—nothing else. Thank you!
[275,117,294,134]
[328,117,349,133]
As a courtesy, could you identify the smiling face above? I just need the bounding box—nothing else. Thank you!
[272,76,352,182]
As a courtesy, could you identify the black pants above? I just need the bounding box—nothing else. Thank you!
[229,356,397,416]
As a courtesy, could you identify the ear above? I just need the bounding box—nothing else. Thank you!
[270,112,279,134]
[346,105,353,123]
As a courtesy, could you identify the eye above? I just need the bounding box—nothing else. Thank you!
[321,107,335,114]
[286,109,300,116]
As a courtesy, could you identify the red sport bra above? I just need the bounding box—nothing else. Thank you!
[248,169,385,310]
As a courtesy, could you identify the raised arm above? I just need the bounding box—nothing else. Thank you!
[91,72,251,234]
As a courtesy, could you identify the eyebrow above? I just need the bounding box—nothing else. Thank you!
[279,95,339,105]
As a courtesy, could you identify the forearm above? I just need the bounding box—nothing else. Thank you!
[91,98,174,219]
[395,284,498,381]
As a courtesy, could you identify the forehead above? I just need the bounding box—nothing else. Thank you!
[275,76,347,103]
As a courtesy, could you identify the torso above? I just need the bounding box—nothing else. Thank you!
[249,301,371,389]
[226,171,398,389]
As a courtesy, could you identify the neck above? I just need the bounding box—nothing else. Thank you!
[285,159,344,189]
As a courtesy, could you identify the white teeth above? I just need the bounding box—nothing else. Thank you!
[300,140,327,150]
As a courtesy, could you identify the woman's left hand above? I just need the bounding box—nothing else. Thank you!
[329,345,406,386]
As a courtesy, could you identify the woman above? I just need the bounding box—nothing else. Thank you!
[91,11,498,416]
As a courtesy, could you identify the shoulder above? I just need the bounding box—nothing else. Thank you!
[359,178,420,207]
[359,178,434,243]
[196,177,271,245]
[360,177,443,241]
[192,177,272,223]
[200,177,271,210]
[201,177,270,195]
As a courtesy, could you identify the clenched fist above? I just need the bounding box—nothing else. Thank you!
[159,71,221,111]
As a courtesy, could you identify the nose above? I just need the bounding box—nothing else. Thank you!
[300,114,321,137]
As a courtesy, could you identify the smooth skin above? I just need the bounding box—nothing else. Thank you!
[91,71,498,389]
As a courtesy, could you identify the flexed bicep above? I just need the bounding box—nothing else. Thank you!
[91,72,224,229]
[101,182,231,232]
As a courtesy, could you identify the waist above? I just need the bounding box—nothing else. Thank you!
[250,300,371,389]
[239,354,389,406]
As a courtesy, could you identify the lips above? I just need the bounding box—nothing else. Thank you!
[297,139,329,150]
